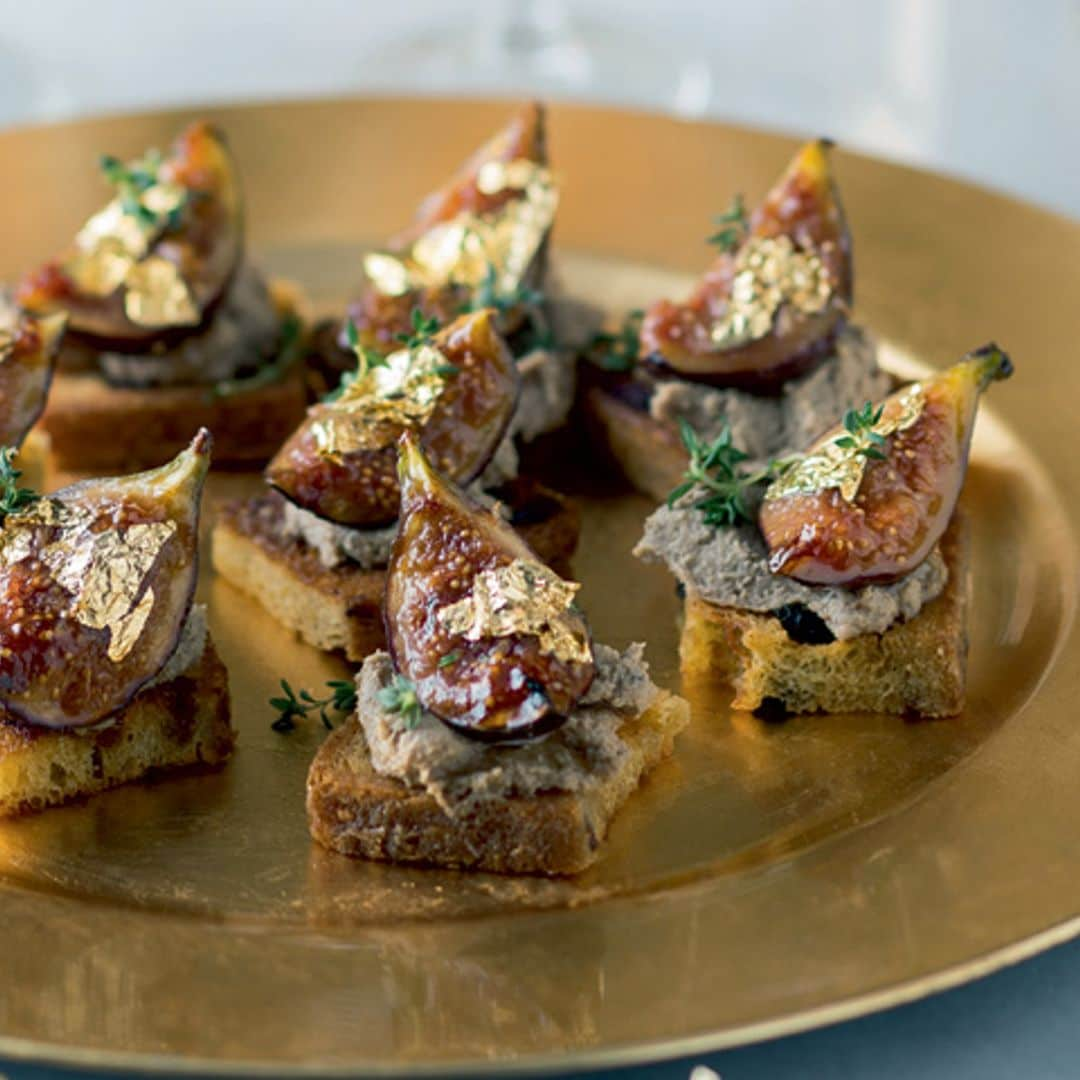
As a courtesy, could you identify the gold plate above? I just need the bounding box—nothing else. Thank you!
[0,98,1078,1076]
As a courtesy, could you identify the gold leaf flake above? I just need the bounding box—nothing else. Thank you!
[0,499,177,663]
[363,159,558,302]
[710,235,833,348]
[765,383,927,504]
[123,256,199,327]
[436,558,593,665]
[75,200,152,261]
[312,343,453,459]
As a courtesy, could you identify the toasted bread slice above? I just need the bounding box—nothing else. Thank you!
[211,481,581,661]
[41,365,308,474]
[39,279,310,474]
[583,383,688,503]
[681,516,969,717]
[306,689,689,875]
[0,637,233,817]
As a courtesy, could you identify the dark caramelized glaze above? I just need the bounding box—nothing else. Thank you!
[760,346,1012,586]
[267,310,518,527]
[0,311,65,447]
[386,434,594,742]
[16,122,242,351]
[0,431,210,728]
[640,139,851,390]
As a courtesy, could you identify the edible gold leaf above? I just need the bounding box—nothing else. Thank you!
[0,499,177,663]
[75,199,153,261]
[312,342,453,459]
[436,558,593,665]
[123,256,199,327]
[66,237,136,298]
[765,383,927,503]
[363,159,558,301]
[710,235,833,348]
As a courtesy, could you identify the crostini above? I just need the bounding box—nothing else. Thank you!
[585,139,891,502]
[635,346,1012,717]
[305,434,688,874]
[17,122,308,472]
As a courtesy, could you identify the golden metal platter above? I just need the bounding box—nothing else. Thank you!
[0,98,1078,1076]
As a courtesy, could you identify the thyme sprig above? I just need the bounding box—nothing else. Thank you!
[270,678,356,733]
[667,420,791,527]
[0,448,39,522]
[468,262,545,315]
[588,309,644,373]
[100,148,188,232]
[395,307,441,349]
[835,402,887,461]
[707,193,748,253]
[375,675,425,729]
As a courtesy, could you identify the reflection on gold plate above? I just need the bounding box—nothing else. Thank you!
[0,98,1078,1076]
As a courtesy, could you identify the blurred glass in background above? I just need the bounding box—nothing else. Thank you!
[2,0,1078,215]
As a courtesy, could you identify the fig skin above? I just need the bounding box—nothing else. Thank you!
[759,345,1012,587]
[0,430,211,729]
[345,104,548,355]
[16,122,242,352]
[640,139,851,391]
[0,311,65,448]
[267,310,519,527]
[386,432,594,743]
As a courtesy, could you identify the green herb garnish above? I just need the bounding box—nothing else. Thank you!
[395,308,441,349]
[0,448,39,522]
[834,401,887,461]
[100,148,188,232]
[667,420,790,527]
[588,309,643,373]
[468,262,545,315]
[707,193,748,253]
[270,678,356,733]
[437,650,462,669]
[375,675,425,729]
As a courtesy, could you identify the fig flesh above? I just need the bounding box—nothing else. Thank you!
[759,345,1012,587]
[0,310,65,448]
[0,430,211,728]
[17,122,242,351]
[386,433,594,743]
[267,310,519,527]
[641,139,851,391]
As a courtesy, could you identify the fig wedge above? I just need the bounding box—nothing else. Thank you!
[641,139,851,391]
[391,102,547,248]
[0,430,211,728]
[386,432,594,742]
[759,345,1012,587]
[348,104,551,353]
[267,310,518,527]
[0,310,65,448]
[17,122,242,351]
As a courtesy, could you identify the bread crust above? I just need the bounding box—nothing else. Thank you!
[306,690,689,875]
[40,365,308,473]
[211,483,581,661]
[0,638,233,817]
[680,516,970,717]
[582,384,688,503]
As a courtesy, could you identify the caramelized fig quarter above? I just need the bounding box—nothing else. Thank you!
[348,103,550,352]
[0,310,65,448]
[391,102,546,248]
[386,433,594,742]
[641,139,851,391]
[760,345,1012,587]
[0,430,211,728]
[267,310,518,527]
[17,122,242,351]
